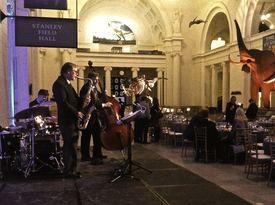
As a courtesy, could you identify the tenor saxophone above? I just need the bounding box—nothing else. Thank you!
[76,76,96,130]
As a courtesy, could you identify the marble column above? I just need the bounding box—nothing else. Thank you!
[60,48,73,64]
[157,67,165,106]
[166,53,173,106]
[211,65,218,107]
[39,48,46,90]
[201,64,206,106]
[243,71,250,108]
[131,67,140,102]
[78,66,86,92]
[222,62,229,112]
[172,52,182,106]
[104,66,113,96]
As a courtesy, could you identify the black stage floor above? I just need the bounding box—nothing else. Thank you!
[0,144,251,205]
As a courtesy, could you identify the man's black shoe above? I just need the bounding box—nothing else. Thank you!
[93,155,107,159]
[81,156,92,161]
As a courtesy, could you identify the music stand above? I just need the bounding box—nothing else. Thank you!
[111,110,152,183]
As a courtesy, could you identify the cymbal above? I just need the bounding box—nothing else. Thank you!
[14,106,49,120]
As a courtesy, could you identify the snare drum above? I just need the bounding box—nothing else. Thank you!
[0,132,21,158]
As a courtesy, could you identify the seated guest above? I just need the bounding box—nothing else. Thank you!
[193,108,218,161]
[219,108,248,162]
[185,107,203,142]
[245,99,258,121]
[224,108,248,144]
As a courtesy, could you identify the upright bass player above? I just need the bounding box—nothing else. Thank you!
[80,71,112,165]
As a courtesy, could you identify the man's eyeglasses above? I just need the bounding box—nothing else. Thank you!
[72,69,78,74]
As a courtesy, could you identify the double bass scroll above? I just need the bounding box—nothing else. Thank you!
[87,61,134,151]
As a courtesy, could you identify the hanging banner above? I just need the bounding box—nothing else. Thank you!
[263,33,275,53]
[24,0,67,10]
[15,16,77,48]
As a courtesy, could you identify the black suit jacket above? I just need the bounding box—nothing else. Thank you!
[52,75,81,126]
[246,103,258,120]
[194,118,218,149]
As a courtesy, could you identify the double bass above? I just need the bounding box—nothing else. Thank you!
[88,61,134,151]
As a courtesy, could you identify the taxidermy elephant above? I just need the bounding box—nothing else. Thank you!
[229,20,275,108]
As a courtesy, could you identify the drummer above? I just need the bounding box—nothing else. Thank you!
[29,89,49,108]
[29,89,57,121]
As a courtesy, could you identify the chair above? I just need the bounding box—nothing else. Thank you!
[244,130,265,173]
[246,133,271,182]
[229,128,250,164]
[267,136,275,186]
[181,124,194,157]
[194,126,216,163]
[166,120,183,147]
[159,119,169,145]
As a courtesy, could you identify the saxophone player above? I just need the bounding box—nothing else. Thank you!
[52,62,84,179]
[80,72,112,165]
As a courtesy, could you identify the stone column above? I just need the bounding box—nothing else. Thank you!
[243,72,250,108]
[201,64,206,106]
[171,36,183,107]
[211,65,218,107]
[222,62,229,112]
[39,48,46,90]
[157,67,165,106]
[166,53,173,106]
[104,66,113,95]
[60,48,73,64]
[172,52,182,106]
[78,66,86,92]
[131,67,140,102]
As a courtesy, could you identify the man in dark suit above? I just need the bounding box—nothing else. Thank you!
[226,96,237,124]
[193,108,218,160]
[80,72,112,164]
[52,62,84,179]
[246,98,258,121]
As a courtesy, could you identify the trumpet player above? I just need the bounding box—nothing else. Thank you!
[80,72,112,165]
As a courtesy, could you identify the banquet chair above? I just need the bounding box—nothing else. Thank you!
[246,133,271,182]
[181,124,194,157]
[194,126,216,163]
[229,128,250,164]
[159,119,169,145]
[166,120,183,147]
[267,136,275,186]
[244,130,265,173]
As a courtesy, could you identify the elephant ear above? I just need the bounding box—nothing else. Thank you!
[259,50,275,67]
[242,64,250,73]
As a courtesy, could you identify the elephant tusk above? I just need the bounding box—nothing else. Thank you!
[239,55,255,62]
[263,72,275,83]
[228,55,245,65]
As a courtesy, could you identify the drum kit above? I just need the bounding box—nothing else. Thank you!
[0,105,63,178]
